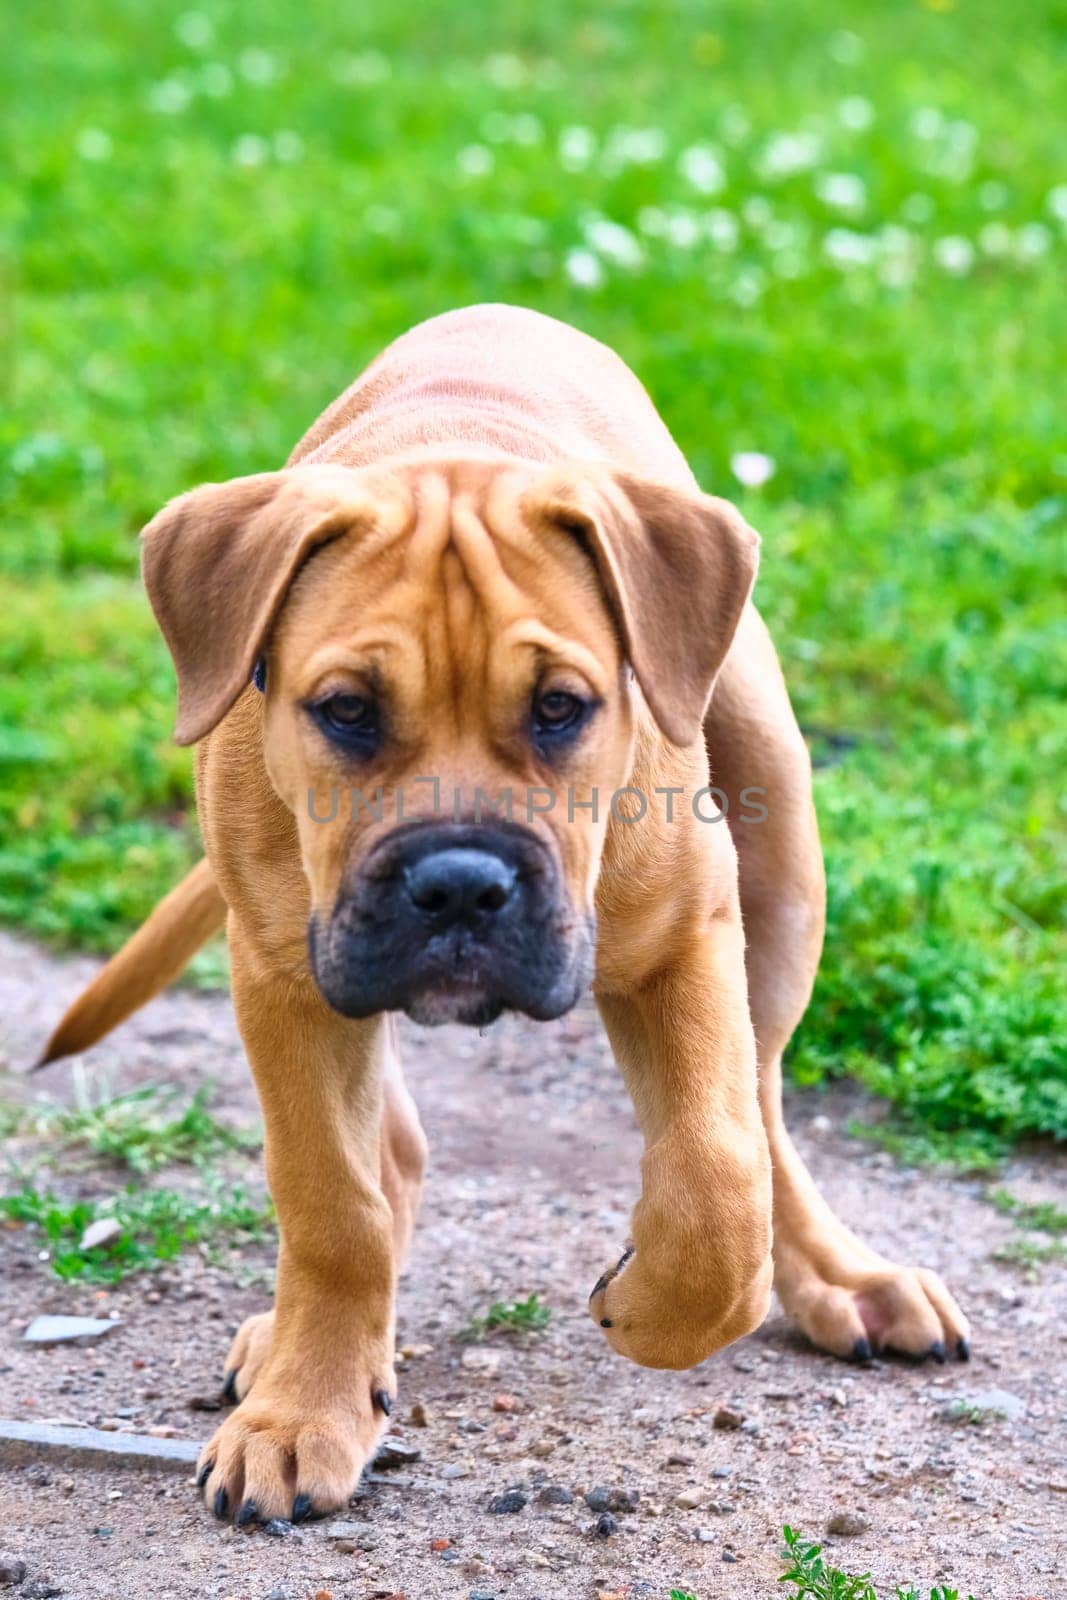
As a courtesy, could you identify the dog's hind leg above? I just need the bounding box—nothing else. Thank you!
[707,607,970,1363]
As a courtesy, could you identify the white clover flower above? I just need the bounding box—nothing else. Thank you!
[582,216,643,269]
[603,126,667,170]
[758,131,821,180]
[1016,223,1051,259]
[175,11,213,49]
[147,77,192,115]
[978,180,1007,210]
[484,52,525,88]
[364,205,400,235]
[239,48,280,86]
[823,228,877,268]
[706,209,739,250]
[510,113,543,146]
[679,143,725,194]
[457,144,493,177]
[664,211,701,249]
[979,222,1012,256]
[730,270,765,306]
[332,51,390,85]
[558,126,595,171]
[719,105,750,145]
[815,172,866,212]
[911,107,943,141]
[199,62,233,97]
[838,95,874,131]
[1047,184,1067,222]
[75,128,112,161]
[933,235,975,275]
[742,195,772,228]
[274,131,304,163]
[565,248,604,290]
[829,30,865,64]
[232,134,269,168]
[901,192,934,224]
[731,451,776,487]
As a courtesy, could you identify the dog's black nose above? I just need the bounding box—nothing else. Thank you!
[404,848,517,924]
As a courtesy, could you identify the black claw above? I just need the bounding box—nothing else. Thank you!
[235,1499,259,1528]
[196,1460,214,1490]
[957,1337,971,1362]
[291,1493,312,1523]
[373,1388,392,1416]
[222,1369,238,1405]
[616,1245,635,1272]
[213,1486,229,1520]
[599,1318,613,1328]
[930,1340,947,1365]
[851,1337,873,1364]
[590,1270,612,1301]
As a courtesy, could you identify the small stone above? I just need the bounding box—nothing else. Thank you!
[0,1553,26,1587]
[710,1466,731,1479]
[536,1484,573,1506]
[442,1463,469,1479]
[675,1490,704,1510]
[722,1549,739,1563]
[409,1401,431,1427]
[664,1451,694,1467]
[266,1587,290,1600]
[333,1540,358,1555]
[594,1512,619,1538]
[713,1405,744,1430]
[79,1218,123,1252]
[24,1582,62,1599]
[469,1591,497,1600]
[263,1518,293,1537]
[491,1393,517,1412]
[826,1511,870,1538]
[584,1485,612,1512]
[430,1537,451,1552]
[530,1438,556,1457]
[187,1395,222,1412]
[23,1316,120,1346]
[461,1347,502,1375]
[374,1438,421,1469]
[488,1490,527,1514]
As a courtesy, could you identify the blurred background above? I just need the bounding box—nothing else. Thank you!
[3,0,1064,1164]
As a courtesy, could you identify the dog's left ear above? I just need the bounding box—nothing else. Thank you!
[527,466,760,746]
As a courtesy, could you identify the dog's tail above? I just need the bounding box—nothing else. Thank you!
[37,859,227,1067]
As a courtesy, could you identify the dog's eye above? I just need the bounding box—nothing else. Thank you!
[532,689,588,744]
[310,693,380,752]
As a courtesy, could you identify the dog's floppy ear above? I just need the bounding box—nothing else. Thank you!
[527,465,760,746]
[141,465,384,745]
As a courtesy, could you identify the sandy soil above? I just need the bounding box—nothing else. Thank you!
[0,930,1063,1600]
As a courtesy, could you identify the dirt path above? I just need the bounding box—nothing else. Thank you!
[0,931,1063,1600]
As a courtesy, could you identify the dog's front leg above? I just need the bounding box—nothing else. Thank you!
[197,929,398,1525]
[593,912,773,1369]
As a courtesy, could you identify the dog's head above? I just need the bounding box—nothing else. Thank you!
[142,457,757,1025]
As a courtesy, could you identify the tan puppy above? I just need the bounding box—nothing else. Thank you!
[43,305,969,1526]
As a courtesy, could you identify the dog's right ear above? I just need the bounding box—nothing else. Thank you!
[141,465,386,745]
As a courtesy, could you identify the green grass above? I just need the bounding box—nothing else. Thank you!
[0,1179,273,1283]
[462,1292,552,1341]
[2,1074,259,1173]
[3,0,1064,1155]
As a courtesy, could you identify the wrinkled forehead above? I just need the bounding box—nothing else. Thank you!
[272,462,621,698]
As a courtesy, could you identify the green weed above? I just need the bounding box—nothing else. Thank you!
[779,1525,977,1600]
[463,1292,552,1341]
[0,1179,274,1283]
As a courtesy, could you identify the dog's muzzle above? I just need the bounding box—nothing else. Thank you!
[310,821,594,1026]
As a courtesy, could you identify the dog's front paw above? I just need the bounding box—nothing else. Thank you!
[197,1371,394,1524]
[588,1240,772,1370]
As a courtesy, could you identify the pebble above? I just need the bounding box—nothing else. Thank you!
[675,1490,704,1510]
[461,1347,502,1375]
[584,1485,640,1513]
[23,1583,61,1599]
[409,1401,431,1427]
[536,1485,573,1506]
[710,1466,732,1479]
[488,1490,527,1514]
[722,1549,739,1563]
[442,1463,469,1479]
[713,1405,745,1430]
[374,1438,422,1469]
[491,1394,517,1412]
[79,1218,123,1251]
[593,1512,619,1538]
[264,1518,293,1537]
[0,1553,26,1587]
[827,1511,870,1537]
